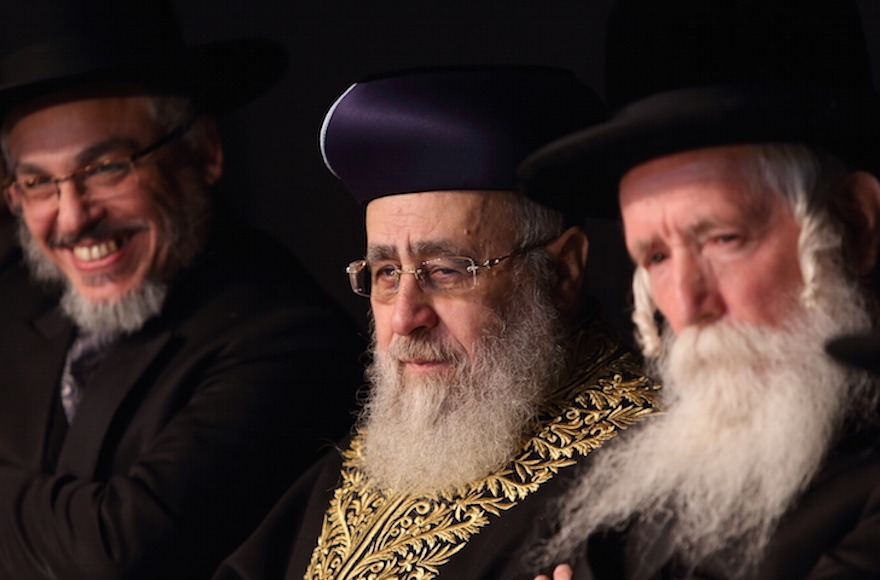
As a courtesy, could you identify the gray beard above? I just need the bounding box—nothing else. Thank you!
[14,161,210,336]
[58,278,167,336]
[358,280,567,495]
[18,220,168,336]
[539,263,877,577]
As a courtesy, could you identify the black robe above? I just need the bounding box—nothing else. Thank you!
[215,317,660,580]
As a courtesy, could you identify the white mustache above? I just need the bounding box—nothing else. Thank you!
[386,334,466,366]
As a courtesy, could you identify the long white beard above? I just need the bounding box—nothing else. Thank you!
[542,265,876,576]
[359,282,567,495]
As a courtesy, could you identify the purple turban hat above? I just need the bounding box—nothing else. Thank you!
[320,65,605,213]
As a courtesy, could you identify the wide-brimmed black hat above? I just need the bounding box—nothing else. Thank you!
[320,65,605,213]
[826,331,880,373]
[519,0,880,218]
[0,0,288,119]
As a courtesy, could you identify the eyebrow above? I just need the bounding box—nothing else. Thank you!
[366,240,475,262]
[687,217,725,238]
[629,216,717,260]
[13,137,144,175]
[630,208,773,260]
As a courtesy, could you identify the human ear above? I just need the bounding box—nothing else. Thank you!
[192,116,224,186]
[2,185,19,214]
[837,171,880,275]
[545,225,589,316]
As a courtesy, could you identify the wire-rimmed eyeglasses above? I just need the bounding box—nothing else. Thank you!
[4,123,191,212]
[346,238,554,300]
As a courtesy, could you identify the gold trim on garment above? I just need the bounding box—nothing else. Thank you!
[305,319,659,580]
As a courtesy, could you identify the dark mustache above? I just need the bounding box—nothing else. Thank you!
[49,222,148,249]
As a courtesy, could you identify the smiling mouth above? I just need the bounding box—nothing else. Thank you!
[72,239,125,262]
[55,222,147,264]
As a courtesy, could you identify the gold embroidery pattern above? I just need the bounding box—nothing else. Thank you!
[306,319,659,580]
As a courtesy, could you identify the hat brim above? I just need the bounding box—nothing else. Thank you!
[0,37,288,118]
[826,330,880,373]
[519,85,880,219]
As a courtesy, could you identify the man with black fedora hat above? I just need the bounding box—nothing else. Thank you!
[0,1,363,578]
[215,65,660,580]
[523,0,880,578]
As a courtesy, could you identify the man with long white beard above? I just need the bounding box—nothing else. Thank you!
[520,0,880,578]
[0,0,363,578]
[214,66,660,580]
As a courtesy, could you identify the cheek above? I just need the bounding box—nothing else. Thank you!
[758,268,803,320]
[647,273,688,332]
[638,263,673,314]
[649,275,671,313]
[131,165,180,227]
[443,302,500,354]
[370,302,394,350]
[724,257,803,325]
[116,188,165,239]
[20,210,54,250]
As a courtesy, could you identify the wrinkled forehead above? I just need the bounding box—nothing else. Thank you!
[364,190,519,260]
[619,145,782,214]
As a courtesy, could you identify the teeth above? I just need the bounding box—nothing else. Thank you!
[73,239,119,262]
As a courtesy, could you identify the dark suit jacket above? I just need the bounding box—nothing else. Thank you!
[0,212,365,580]
[585,428,880,580]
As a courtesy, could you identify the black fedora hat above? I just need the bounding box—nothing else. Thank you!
[826,330,880,373]
[519,0,880,218]
[0,0,288,119]
[320,65,605,214]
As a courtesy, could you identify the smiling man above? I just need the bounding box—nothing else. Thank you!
[521,0,880,578]
[215,66,659,580]
[5,90,212,334]
[0,1,363,578]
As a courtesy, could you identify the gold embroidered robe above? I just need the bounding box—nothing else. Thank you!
[212,316,659,580]
[306,319,658,580]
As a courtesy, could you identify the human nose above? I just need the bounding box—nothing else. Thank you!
[53,179,95,235]
[664,253,725,333]
[388,271,439,336]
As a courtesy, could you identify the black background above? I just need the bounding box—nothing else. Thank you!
[174,0,880,337]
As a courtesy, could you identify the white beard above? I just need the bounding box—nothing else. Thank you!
[541,264,876,576]
[358,281,567,495]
